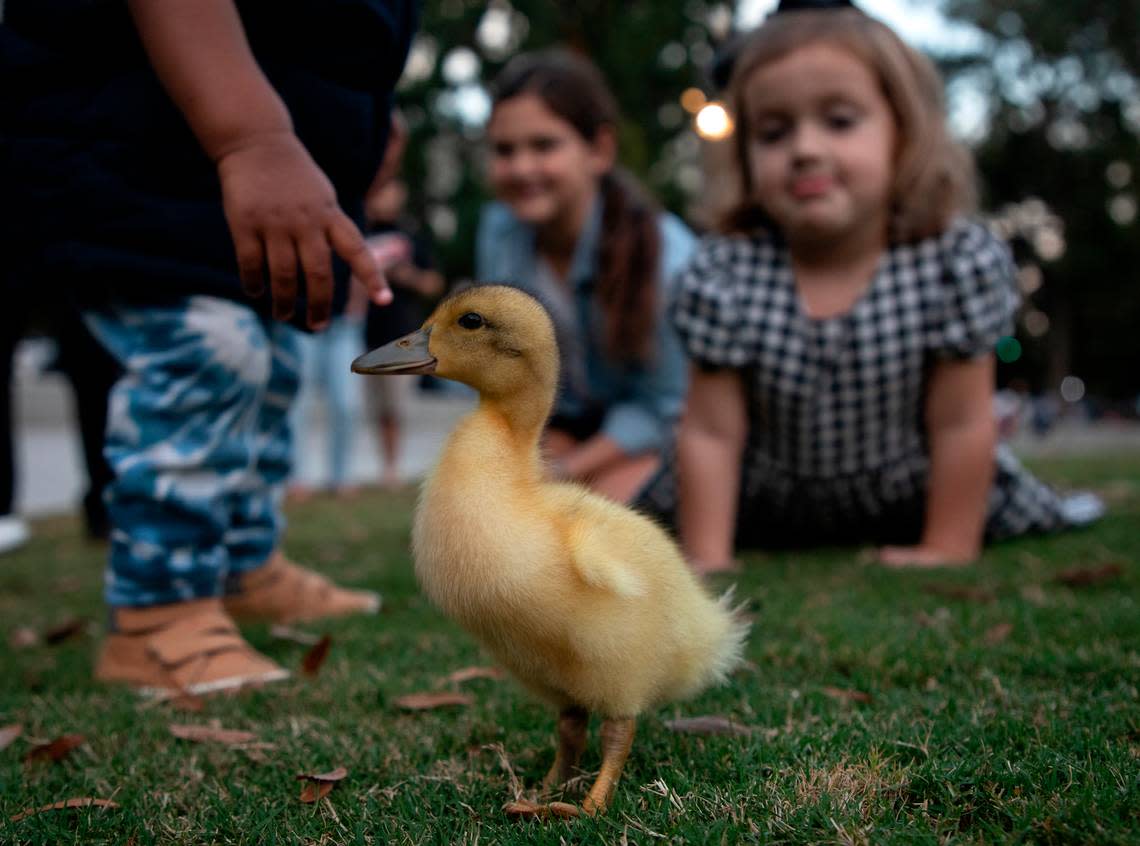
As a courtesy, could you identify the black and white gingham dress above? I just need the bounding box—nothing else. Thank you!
[638,219,1070,546]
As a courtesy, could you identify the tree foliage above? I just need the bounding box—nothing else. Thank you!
[943,0,1140,400]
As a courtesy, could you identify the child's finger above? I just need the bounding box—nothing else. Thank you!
[297,233,334,330]
[328,214,392,306]
[265,235,300,322]
[232,228,266,297]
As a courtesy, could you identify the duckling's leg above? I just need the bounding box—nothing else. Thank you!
[541,706,589,793]
[578,717,636,816]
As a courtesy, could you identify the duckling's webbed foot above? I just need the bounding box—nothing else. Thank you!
[580,717,636,816]
[504,713,634,820]
[541,705,589,793]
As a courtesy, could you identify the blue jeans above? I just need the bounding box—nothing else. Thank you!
[290,315,363,489]
[85,296,300,607]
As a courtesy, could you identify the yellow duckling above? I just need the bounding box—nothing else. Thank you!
[352,285,748,818]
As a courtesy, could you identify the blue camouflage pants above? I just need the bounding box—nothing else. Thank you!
[85,296,300,608]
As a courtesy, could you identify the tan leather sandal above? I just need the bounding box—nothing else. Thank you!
[95,598,289,697]
[224,552,381,624]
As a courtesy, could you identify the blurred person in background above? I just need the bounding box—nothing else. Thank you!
[1,0,417,694]
[477,49,696,504]
[360,113,446,489]
[637,0,1103,573]
[0,285,30,555]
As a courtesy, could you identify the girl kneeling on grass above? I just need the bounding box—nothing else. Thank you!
[638,0,1103,573]
[477,50,697,504]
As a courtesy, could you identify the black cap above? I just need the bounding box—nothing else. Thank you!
[776,0,854,10]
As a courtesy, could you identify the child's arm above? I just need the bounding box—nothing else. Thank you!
[127,0,391,328]
[677,365,748,574]
[880,355,997,568]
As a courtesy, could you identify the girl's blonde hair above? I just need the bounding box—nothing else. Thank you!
[715,8,975,242]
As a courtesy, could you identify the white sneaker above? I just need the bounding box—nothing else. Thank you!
[0,515,30,554]
[1059,492,1106,526]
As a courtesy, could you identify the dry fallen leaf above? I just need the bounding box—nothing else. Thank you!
[0,724,22,752]
[443,666,506,685]
[663,715,754,736]
[43,617,88,645]
[296,766,348,804]
[299,781,334,803]
[169,724,258,745]
[24,734,85,764]
[393,691,474,711]
[9,797,119,822]
[301,634,333,676]
[296,766,348,783]
[1053,564,1123,588]
[8,627,39,649]
[984,622,1014,645]
[922,584,996,603]
[822,686,873,704]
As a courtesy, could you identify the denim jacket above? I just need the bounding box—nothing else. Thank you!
[475,198,696,455]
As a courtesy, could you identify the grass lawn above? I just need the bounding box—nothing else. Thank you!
[1,454,1137,845]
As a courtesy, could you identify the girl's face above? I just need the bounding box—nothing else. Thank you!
[486,94,613,231]
[742,43,897,247]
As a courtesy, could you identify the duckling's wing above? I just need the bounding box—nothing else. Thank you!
[565,507,649,599]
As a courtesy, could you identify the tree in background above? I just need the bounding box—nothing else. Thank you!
[943,0,1140,405]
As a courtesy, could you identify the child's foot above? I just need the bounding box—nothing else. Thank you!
[95,598,289,697]
[224,552,381,624]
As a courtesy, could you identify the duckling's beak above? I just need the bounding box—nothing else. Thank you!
[351,327,437,375]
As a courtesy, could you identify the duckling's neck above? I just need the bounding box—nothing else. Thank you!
[478,386,553,455]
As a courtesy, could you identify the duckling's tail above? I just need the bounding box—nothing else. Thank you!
[705,584,751,686]
[669,584,750,702]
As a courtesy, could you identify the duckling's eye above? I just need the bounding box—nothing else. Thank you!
[458,312,485,330]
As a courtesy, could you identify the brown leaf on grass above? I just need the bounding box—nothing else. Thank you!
[8,627,39,649]
[393,691,473,711]
[24,734,85,764]
[0,724,23,751]
[270,624,321,646]
[296,766,347,804]
[296,766,348,783]
[299,781,334,803]
[984,622,1014,645]
[922,584,996,603]
[663,715,754,736]
[9,797,119,822]
[169,724,257,745]
[43,617,88,645]
[822,686,873,704]
[443,666,505,685]
[1053,563,1123,588]
[300,634,333,676]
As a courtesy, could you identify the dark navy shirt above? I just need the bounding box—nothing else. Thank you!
[0,0,418,325]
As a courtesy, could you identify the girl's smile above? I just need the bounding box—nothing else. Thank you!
[486,94,613,238]
[742,43,897,251]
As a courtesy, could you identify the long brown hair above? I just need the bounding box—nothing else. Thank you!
[490,49,662,361]
[718,8,976,242]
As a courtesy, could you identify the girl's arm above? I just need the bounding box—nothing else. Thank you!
[127,0,389,328]
[677,365,748,574]
[880,355,997,568]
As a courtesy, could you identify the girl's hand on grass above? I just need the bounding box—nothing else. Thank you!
[877,544,974,569]
[217,130,392,328]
